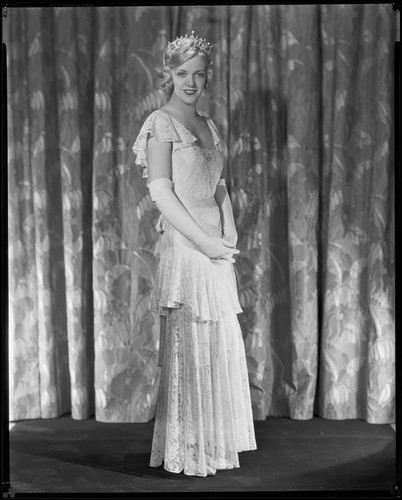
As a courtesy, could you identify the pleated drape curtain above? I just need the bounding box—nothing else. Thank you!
[6,5,396,424]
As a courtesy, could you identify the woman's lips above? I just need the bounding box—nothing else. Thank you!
[183,89,197,95]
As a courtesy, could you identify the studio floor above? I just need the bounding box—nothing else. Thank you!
[8,415,397,496]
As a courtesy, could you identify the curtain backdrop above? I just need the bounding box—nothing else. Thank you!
[6,5,396,424]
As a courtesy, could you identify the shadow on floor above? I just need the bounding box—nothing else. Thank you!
[9,415,396,493]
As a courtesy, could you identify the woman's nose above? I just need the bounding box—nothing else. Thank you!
[187,74,195,86]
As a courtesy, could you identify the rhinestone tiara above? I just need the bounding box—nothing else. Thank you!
[165,30,213,60]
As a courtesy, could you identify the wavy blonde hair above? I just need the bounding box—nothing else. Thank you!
[156,39,213,93]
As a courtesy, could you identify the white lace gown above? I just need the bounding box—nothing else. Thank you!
[133,109,257,477]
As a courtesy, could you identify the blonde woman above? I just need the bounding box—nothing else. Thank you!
[132,31,256,477]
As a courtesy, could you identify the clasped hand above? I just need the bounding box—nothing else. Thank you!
[202,236,239,263]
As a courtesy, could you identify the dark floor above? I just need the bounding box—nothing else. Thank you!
[8,415,397,495]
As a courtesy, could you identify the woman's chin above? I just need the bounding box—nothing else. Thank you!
[175,91,201,105]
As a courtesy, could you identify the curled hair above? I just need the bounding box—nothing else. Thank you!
[156,39,213,93]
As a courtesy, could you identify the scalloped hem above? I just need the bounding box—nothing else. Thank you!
[149,459,244,477]
[149,446,257,477]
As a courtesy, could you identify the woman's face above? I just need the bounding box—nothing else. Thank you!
[171,54,208,107]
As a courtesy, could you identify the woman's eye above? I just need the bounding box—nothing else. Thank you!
[196,73,205,78]
[177,72,186,77]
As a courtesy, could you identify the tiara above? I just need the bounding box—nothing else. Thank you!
[165,30,213,60]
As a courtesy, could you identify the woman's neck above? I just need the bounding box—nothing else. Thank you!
[167,93,198,119]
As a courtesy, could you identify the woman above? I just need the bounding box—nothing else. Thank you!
[132,31,256,477]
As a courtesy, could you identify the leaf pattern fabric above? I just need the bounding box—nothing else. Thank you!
[6,5,396,423]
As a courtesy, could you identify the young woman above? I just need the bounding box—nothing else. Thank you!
[132,31,256,477]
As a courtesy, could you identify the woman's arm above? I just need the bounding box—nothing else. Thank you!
[214,178,238,247]
[147,136,239,262]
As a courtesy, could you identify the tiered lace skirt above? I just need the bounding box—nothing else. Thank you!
[149,211,257,477]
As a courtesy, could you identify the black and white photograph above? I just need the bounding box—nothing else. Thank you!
[2,2,399,497]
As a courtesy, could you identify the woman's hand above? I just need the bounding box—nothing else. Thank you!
[201,236,239,263]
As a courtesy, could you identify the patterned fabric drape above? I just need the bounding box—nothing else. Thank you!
[6,5,396,423]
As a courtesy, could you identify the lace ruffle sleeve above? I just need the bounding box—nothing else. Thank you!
[132,110,193,178]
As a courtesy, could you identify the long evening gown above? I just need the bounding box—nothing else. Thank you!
[133,109,256,477]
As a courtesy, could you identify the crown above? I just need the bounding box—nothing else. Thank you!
[165,30,213,60]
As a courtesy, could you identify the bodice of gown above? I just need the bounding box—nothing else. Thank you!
[133,109,223,237]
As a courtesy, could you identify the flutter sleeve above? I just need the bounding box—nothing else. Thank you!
[131,111,181,178]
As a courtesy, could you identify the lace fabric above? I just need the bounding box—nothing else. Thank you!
[132,110,257,476]
[132,110,221,179]
[150,305,257,477]
[151,223,243,322]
